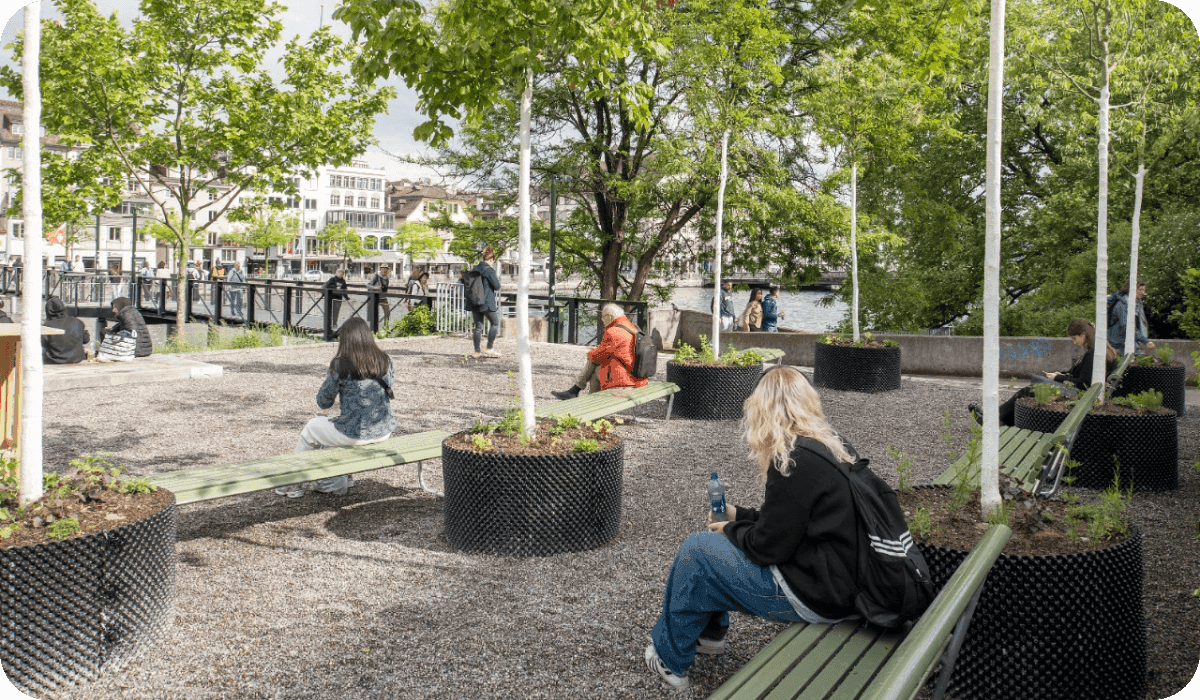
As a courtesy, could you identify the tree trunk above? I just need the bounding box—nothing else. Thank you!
[175,241,189,340]
[711,131,729,356]
[850,159,860,343]
[1124,158,1145,358]
[1094,30,1112,389]
[517,70,535,436]
[980,0,1006,521]
[18,2,44,506]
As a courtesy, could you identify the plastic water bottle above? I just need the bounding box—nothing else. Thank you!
[708,472,728,522]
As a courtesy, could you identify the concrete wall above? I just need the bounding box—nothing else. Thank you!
[648,309,1200,383]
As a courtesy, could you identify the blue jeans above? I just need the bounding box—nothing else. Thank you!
[472,309,500,352]
[650,532,830,676]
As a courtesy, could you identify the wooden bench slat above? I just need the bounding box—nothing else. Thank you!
[762,621,870,700]
[709,624,827,700]
[825,632,904,700]
[535,381,679,422]
[803,626,896,700]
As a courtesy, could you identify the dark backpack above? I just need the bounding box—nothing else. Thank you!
[617,325,658,379]
[803,439,936,628]
[462,269,488,311]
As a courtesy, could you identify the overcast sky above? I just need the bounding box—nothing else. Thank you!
[0,0,444,182]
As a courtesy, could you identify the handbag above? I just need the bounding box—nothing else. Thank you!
[98,329,137,362]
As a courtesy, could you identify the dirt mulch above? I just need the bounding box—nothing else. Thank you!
[1,485,174,550]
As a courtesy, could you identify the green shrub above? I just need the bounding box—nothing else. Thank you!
[1112,388,1164,410]
[1032,383,1060,404]
[46,517,80,540]
[1155,345,1175,365]
[378,304,438,338]
[470,434,493,451]
[572,438,600,453]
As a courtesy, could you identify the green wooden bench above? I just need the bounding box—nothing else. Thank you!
[933,354,1133,496]
[745,347,786,366]
[536,381,681,422]
[148,430,451,503]
[708,524,1012,700]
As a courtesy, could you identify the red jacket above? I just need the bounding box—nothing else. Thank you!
[587,316,649,391]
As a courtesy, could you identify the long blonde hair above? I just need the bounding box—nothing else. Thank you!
[741,366,851,477]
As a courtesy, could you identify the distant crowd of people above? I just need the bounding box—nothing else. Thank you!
[712,280,786,332]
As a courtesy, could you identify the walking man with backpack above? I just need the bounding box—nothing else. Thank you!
[368,265,393,325]
[551,303,650,399]
[642,366,933,693]
[464,246,502,358]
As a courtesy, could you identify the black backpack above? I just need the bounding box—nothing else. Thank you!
[462,269,488,311]
[802,439,936,628]
[617,325,658,379]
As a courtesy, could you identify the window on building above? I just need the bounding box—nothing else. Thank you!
[108,227,122,242]
[305,198,317,210]
[208,211,218,222]
[11,223,23,238]
[305,219,317,230]
[286,197,300,209]
[306,238,321,253]
[221,249,236,261]
[209,189,218,201]
[330,193,340,206]
[358,196,367,208]
[370,197,379,209]
[329,174,337,187]
[364,237,378,251]
[455,203,461,214]
[207,232,219,245]
[7,147,22,159]
[380,237,393,251]
[11,123,22,135]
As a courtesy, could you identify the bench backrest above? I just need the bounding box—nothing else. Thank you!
[861,524,1013,700]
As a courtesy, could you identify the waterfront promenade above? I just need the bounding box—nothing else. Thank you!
[38,337,1199,699]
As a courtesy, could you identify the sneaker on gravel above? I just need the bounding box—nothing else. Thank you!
[696,636,726,655]
[313,476,350,496]
[482,348,500,357]
[644,643,689,693]
[274,484,305,498]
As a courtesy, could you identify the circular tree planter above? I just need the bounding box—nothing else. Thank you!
[916,524,1146,700]
[0,492,177,695]
[1016,399,1178,491]
[666,362,763,420]
[442,436,623,557]
[1114,361,1187,419]
[812,341,901,393]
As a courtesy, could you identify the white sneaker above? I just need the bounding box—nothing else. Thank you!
[482,348,500,357]
[644,643,689,693]
[696,636,726,655]
[313,476,350,496]
[273,484,305,498]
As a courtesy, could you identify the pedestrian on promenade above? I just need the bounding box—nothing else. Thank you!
[467,246,501,358]
[42,296,91,365]
[713,280,736,331]
[154,260,172,305]
[644,366,869,693]
[551,303,648,399]
[136,261,153,304]
[405,270,429,310]
[970,318,1119,427]
[739,288,764,332]
[323,267,349,334]
[275,317,396,498]
[1107,280,1155,356]
[762,284,786,332]
[226,262,246,318]
[368,265,393,324]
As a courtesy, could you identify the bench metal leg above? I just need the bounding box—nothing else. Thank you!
[416,460,444,498]
[665,393,674,422]
[931,584,986,700]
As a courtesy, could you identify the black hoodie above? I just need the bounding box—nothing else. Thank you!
[42,297,90,365]
[109,297,153,357]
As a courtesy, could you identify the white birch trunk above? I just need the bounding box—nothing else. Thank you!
[1124,159,1144,358]
[850,159,860,343]
[711,131,728,356]
[1094,50,1111,384]
[980,0,1006,521]
[517,70,535,436]
[19,3,44,506]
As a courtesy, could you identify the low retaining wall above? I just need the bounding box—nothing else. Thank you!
[650,309,1200,383]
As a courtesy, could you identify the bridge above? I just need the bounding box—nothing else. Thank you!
[703,269,847,291]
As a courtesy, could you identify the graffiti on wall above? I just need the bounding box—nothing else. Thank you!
[1000,338,1052,363]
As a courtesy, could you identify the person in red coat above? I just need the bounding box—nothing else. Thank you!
[552,303,649,399]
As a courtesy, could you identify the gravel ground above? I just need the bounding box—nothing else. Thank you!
[37,336,1200,700]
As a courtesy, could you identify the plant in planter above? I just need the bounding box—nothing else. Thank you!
[812,331,902,393]
[442,411,624,557]
[1016,388,1178,491]
[666,335,764,420]
[900,459,1145,700]
[0,455,177,695]
[1114,345,1188,418]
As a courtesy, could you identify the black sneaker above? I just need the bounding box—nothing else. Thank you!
[551,387,581,401]
[968,404,983,425]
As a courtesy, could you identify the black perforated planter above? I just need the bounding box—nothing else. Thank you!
[1115,362,1187,419]
[665,362,763,420]
[1016,400,1178,491]
[442,437,623,557]
[0,495,177,695]
[915,523,1146,700]
[812,342,901,393]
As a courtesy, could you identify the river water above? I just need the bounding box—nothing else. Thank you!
[662,286,848,333]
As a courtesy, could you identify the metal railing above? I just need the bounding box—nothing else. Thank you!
[2,265,648,346]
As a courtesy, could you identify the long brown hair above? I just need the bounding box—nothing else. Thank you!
[1067,318,1119,363]
[330,317,391,379]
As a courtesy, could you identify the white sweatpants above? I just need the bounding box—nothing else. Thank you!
[295,416,391,452]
